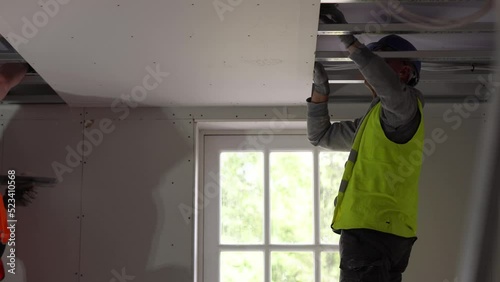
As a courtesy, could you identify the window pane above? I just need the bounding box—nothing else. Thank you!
[319,152,349,244]
[220,152,264,244]
[270,152,313,244]
[220,251,264,282]
[321,252,341,282]
[271,252,314,282]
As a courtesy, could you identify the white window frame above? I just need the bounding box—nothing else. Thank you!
[195,127,346,282]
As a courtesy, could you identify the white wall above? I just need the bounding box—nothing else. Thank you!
[0,102,488,282]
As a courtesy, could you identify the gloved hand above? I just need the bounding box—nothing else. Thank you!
[313,62,330,96]
[319,3,347,24]
[319,3,357,49]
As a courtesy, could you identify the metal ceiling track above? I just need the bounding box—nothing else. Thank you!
[329,95,489,103]
[0,53,24,62]
[314,1,495,103]
[316,50,494,62]
[326,70,495,84]
[318,22,496,35]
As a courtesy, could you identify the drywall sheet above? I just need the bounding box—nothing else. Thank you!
[0,0,318,107]
[0,118,83,282]
[79,118,194,282]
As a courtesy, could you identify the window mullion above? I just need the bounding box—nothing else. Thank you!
[264,148,271,282]
[314,148,321,282]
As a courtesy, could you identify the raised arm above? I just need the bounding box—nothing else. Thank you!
[320,4,422,129]
[346,41,420,128]
[307,95,362,151]
[307,62,361,151]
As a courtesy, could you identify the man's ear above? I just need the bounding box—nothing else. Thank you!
[399,64,413,84]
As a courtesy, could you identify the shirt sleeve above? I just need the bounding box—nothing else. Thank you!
[348,44,420,128]
[306,98,362,151]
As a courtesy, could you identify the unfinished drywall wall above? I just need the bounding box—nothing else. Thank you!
[0,103,489,282]
[0,106,83,282]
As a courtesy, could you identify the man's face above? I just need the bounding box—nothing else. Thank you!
[385,59,413,84]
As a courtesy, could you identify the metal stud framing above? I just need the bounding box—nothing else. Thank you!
[314,2,495,103]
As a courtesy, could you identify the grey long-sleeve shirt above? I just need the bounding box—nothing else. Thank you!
[307,44,425,151]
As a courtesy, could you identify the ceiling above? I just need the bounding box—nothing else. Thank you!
[0,0,497,106]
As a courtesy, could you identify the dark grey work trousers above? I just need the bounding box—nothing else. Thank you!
[339,229,417,282]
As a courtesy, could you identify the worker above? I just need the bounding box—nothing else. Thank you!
[308,4,424,281]
[0,63,29,101]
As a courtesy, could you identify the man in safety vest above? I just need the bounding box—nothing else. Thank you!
[308,4,424,281]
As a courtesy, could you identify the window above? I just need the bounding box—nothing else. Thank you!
[202,134,349,282]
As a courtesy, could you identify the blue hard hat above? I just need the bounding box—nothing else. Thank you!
[366,35,421,86]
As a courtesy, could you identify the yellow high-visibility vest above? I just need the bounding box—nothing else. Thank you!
[332,101,424,238]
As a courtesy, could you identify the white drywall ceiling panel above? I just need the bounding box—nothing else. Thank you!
[0,0,319,107]
[79,119,194,281]
[1,118,82,282]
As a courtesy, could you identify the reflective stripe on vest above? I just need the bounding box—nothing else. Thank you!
[331,101,424,238]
